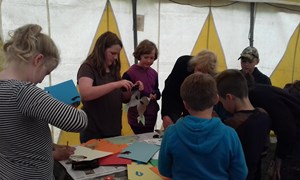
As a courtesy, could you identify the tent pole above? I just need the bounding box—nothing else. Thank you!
[46,0,55,141]
[0,0,3,41]
[249,2,256,47]
[132,0,138,64]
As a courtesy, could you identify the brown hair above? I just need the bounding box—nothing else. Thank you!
[180,73,218,111]
[85,31,123,79]
[133,39,158,60]
[188,50,217,77]
[215,69,248,99]
[4,24,60,71]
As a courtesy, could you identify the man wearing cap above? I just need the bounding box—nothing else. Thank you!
[239,46,272,85]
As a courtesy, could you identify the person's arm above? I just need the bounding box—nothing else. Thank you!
[152,77,161,100]
[16,84,88,132]
[78,77,133,101]
[162,115,174,129]
[161,55,192,124]
[53,144,76,161]
[77,63,134,101]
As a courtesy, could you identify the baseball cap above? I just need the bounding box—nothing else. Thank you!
[238,46,259,60]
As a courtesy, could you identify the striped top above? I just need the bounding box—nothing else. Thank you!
[0,80,88,179]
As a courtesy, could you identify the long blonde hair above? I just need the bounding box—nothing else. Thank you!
[3,24,60,71]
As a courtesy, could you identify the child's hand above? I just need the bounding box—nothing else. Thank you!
[53,144,76,161]
[119,80,134,91]
[134,81,144,91]
[149,92,157,100]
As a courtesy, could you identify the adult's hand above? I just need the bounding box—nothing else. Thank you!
[162,115,174,130]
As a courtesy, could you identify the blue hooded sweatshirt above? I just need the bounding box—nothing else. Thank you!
[158,116,247,180]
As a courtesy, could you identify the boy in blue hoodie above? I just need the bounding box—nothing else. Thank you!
[158,73,248,180]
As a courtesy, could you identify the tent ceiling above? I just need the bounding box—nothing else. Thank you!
[235,0,300,6]
[169,0,300,7]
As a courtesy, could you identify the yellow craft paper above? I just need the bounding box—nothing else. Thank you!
[127,163,163,180]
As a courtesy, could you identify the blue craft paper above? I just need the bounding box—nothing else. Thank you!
[118,142,160,163]
[44,80,80,105]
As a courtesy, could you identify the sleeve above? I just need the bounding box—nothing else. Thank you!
[262,76,272,85]
[228,130,248,180]
[77,63,94,81]
[158,128,173,178]
[16,84,88,132]
[161,55,192,122]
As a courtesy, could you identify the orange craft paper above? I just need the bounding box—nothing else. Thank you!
[150,166,171,180]
[82,139,128,154]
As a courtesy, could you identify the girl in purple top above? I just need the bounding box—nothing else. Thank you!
[122,40,161,134]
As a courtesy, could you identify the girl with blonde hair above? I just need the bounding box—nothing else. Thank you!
[0,24,87,179]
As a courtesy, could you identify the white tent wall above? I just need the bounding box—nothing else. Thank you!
[1,0,106,88]
[212,3,254,70]
[213,3,300,76]
[159,1,209,78]
[253,4,300,76]
[2,0,50,86]
[1,0,300,142]
[48,0,107,89]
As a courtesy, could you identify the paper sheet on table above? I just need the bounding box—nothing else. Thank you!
[70,146,112,162]
[118,142,160,163]
[144,138,162,146]
[150,159,158,166]
[83,139,128,154]
[151,151,159,160]
[105,135,140,144]
[127,163,163,180]
[99,153,132,166]
[59,160,126,180]
[44,79,80,105]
